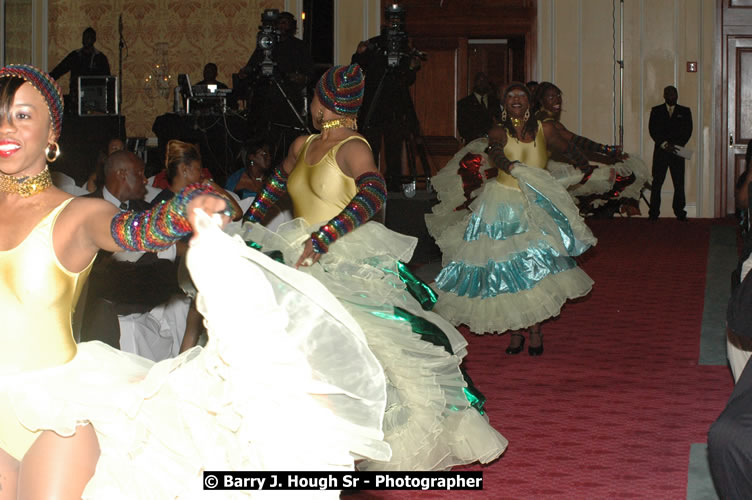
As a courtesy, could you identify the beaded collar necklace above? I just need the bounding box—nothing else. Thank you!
[320,116,357,131]
[0,166,52,197]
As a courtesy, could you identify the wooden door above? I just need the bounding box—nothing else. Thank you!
[726,36,752,213]
[718,2,752,215]
[467,41,509,96]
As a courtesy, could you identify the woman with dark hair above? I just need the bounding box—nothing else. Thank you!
[533,81,650,216]
[242,64,508,471]
[427,82,597,356]
[224,137,272,200]
[0,65,389,497]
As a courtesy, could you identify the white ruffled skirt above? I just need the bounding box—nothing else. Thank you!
[1,213,391,499]
[546,155,652,204]
[239,219,508,471]
[428,164,597,335]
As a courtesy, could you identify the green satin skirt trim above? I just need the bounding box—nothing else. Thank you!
[245,240,284,264]
[395,261,438,311]
[372,306,487,415]
[246,240,483,413]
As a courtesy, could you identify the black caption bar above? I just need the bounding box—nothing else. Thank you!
[203,471,482,491]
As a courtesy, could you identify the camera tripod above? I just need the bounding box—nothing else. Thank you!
[362,67,432,197]
[248,72,311,163]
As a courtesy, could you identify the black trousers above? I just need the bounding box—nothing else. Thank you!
[708,358,752,498]
[649,152,686,218]
[362,124,406,189]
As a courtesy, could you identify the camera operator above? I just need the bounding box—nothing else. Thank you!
[238,11,313,149]
[352,4,425,192]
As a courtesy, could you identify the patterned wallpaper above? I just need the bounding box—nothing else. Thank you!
[6,0,33,64]
[48,0,283,137]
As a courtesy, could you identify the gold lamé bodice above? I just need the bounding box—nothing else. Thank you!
[496,121,549,189]
[0,198,93,375]
[287,134,369,225]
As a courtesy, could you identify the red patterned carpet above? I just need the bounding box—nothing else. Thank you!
[353,218,734,499]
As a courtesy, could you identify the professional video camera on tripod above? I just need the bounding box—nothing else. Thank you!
[237,9,313,163]
[352,3,429,197]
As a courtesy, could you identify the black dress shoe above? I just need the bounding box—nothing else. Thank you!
[648,215,658,221]
[677,215,688,221]
[528,343,544,356]
[505,334,525,355]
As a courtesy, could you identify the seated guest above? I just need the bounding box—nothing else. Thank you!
[152,140,242,220]
[152,140,242,353]
[80,151,184,355]
[86,136,126,193]
[225,137,272,199]
[226,138,292,228]
[709,359,752,498]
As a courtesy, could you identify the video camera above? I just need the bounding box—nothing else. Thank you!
[257,9,281,77]
[380,3,426,69]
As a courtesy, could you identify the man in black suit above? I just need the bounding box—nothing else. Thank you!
[78,151,180,347]
[457,72,500,143]
[648,85,693,220]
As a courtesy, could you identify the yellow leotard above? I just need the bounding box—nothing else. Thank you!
[0,198,94,458]
[496,121,549,189]
[0,198,93,375]
[287,134,370,225]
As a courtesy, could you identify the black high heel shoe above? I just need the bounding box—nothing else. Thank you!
[505,334,525,355]
[528,332,544,356]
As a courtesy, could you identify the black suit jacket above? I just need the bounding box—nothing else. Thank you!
[457,93,501,143]
[648,103,693,164]
[82,190,179,313]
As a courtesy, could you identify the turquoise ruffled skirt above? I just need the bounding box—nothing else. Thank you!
[428,163,597,334]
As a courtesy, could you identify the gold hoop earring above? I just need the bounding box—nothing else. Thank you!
[500,108,507,122]
[523,110,530,122]
[45,141,60,163]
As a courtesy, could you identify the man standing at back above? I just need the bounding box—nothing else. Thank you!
[457,72,500,144]
[50,27,111,108]
[648,85,693,221]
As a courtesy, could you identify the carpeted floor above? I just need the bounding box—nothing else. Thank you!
[352,218,734,499]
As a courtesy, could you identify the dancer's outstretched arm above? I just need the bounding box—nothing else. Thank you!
[244,135,307,223]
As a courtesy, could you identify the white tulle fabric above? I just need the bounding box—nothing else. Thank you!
[429,163,596,334]
[236,219,508,471]
[2,211,390,499]
[425,138,492,239]
[547,155,652,204]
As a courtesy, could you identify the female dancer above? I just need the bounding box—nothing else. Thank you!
[427,82,597,356]
[242,64,508,471]
[0,65,388,498]
[533,81,650,216]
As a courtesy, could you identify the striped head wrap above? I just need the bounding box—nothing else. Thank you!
[315,64,364,116]
[0,65,64,140]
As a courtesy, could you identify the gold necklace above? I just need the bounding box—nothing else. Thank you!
[511,117,525,128]
[0,166,53,197]
[320,116,358,131]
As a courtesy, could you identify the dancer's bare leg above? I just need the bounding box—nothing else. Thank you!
[529,323,542,348]
[0,448,19,500]
[18,425,99,499]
